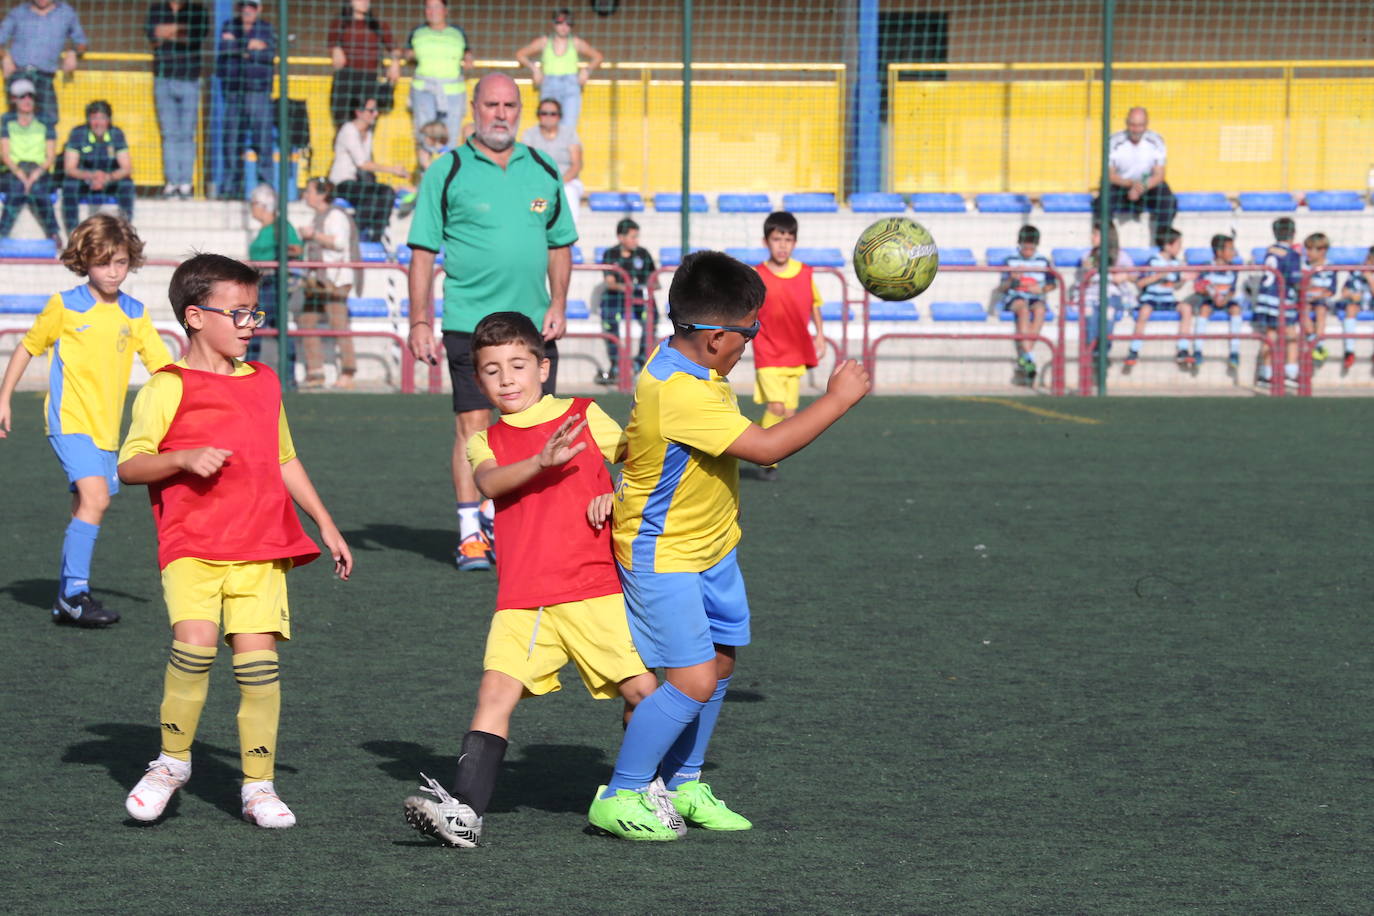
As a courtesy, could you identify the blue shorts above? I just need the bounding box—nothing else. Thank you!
[617,548,751,668]
[1254,312,1298,331]
[48,434,119,495]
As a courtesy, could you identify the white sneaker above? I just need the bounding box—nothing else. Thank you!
[160,183,177,199]
[646,777,688,837]
[241,780,296,828]
[125,755,190,822]
[403,772,481,847]
[176,184,193,199]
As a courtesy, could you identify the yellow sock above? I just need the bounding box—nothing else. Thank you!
[159,641,216,761]
[233,649,281,784]
[760,409,786,430]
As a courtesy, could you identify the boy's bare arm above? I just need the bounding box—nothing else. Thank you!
[118,447,232,484]
[473,414,588,499]
[281,457,352,579]
[725,360,870,466]
[0,345,33,436]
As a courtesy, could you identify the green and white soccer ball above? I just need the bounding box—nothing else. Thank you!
[852,217,940,301]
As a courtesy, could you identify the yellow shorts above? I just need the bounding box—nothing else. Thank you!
[753,365,806,408]
[483,593,647,700]
[162,557,292,641]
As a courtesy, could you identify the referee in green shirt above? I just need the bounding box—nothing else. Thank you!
[406,71,577,570]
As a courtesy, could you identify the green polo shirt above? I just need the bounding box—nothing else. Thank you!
[407,140,577,334]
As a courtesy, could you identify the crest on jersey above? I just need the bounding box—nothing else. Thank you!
[530,197,548,213]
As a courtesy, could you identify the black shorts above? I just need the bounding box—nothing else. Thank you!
[443,331,559,413]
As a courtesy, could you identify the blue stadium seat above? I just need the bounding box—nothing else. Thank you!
[1208,309,1254,321]
[570,246,583,265]
[566,299,589,320]
[399,299,444,318]
[1185,247,1213,265]
[1041,192,1092,213]
[395,246,443,266]
[717,193,771,213]
[725,247,768,264]
[910,192,966,213]
[1125,247,1157,266]
[1051,247,1087,267]
[346,297,388,318]
[782,192,838,213]
[975,193,1031,213]
[998,309,1055,321]
[359,241,388,263]
[1147,309,1181,321]
[1329,246,1367,266]
[849,192,906,213]
[1238,192,1296,212]
[820,302,844,321]
[985,247,1015,266]
[659,246,708,267]
[1174,192,1232,212]
[588,192,644,212]
[654,192,708,212]
[1305,190,1365,211]
[869,300,918,320]
[593,246,608,262]
[937,247,976,266]
[930,301,986,321]
[795,247,845,268]
[0,293,49,313]
[0,238,56,259]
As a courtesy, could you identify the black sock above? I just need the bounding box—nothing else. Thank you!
[452,730,507,817]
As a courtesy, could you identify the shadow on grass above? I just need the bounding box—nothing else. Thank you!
[342,524,457,566]
[63,723,296,824]
[361,739,609,814]
[1,578,150,613]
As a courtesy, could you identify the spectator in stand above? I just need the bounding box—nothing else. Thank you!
[245,182,301,369]
[415,117,449,173]
[329,94,410,242]
[298,177,360,390]
[1300,233,1339,367]
[0,77,59,243]
[995,224,1056,384]
[61,100,134,236]
[405,0,472,155]
[0,0,86,126]
[1253,217,1303,385]
[520,97,582,233]
[1181,234,1242,370]
[1125,227,1187,369]
[146,0,209,199]
[1076,222,1136,358]
[1337,246,1374,370]
[328,0,401,128]
[1098,107,1176,247]
[216,0,275,200]
[516,8,602,132]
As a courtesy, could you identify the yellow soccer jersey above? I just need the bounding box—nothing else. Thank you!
[22,285,173,450]
[467,395,626,471]
[612,343,752,573]
[118,360,296,464]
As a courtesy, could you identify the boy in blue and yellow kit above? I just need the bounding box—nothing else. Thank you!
[588,251,870,838]
[0,214,172,626]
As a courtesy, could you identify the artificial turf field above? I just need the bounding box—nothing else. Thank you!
[3,392,1373,914]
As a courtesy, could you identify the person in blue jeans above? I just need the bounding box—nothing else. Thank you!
[515,8,603,132]
[215,0,274,200]
[145,0,208,199]
[60,101,135,235]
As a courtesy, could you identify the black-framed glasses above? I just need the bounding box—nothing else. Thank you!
[675,319,760,341]
[197,305,267,329]
[538,109,559,116]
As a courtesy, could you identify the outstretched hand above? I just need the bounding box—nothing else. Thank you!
[537,414,588,468]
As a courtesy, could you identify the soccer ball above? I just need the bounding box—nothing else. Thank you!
[852,217,940,301]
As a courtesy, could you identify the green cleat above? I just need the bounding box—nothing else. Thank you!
[670,781,752,831]
[587,786,680,841]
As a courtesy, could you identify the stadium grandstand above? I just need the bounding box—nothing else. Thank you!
[1,0,1373,396]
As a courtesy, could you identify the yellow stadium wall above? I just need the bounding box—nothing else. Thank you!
[891,76,1374,194]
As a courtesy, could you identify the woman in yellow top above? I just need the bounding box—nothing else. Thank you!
[515,7,603,132]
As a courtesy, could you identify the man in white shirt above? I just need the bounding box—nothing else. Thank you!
[1097,107,1176,246]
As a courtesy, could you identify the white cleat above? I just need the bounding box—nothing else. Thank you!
[125,756,190,822]
[647,777,688,838]
[403,772,482,848]
[242,781,296,828]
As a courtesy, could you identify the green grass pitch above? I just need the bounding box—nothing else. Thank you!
[2,392,1372,913]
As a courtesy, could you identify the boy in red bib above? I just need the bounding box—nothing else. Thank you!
[403,312,674,847]
[117,254,352,829]
[753,211,825,480]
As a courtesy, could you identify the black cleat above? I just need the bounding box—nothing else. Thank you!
[53,592,120,628]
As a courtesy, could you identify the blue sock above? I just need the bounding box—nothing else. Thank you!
[661,676,730,790]
[60,519,99,598]
[1129,340,1141,355]
[603,682,704,797]
[1343,316,1357,351]
[1229,315,1243,353]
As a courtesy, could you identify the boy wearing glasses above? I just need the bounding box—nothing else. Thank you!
[0,214,171,627]
[590,251,870,838]
[117,253,352,829]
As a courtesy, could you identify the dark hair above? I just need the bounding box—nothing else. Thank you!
[1303,232,1329,249]
[1210,233,1233,257]
[615,218,638,236]
[1272,217,1296,242]
[1158,227,1182,247]
[471,311,546,360]
[1017,224,1040,245]
[339,2,382,34]
[85,99,112,119]
[537,97,563,117]
[169,253,261,330]
[61,214,146,276]
[551,6,572,21]
[667,250,766,326]
[307,177,336,200]
[763,210,798,238]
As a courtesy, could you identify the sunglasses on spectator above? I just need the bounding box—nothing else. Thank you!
[196,305,267,329]
[538,109,559,116]
[12,92,32,99]
[675,320,761,341]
